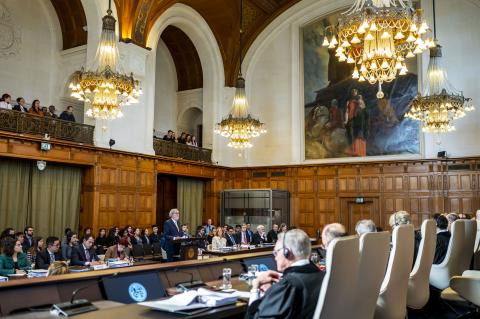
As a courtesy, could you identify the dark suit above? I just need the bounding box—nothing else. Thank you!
[433,231,451,264]
[70,244,99,266]
[35,249,63,270]
[252,232,268,245]
[267,230,279,243]
[163,219,181,262]
[149,233,161,244]
[13,104,28,112]
[22,235,34,252]
[239,231,252,245]
[246,262,325,319]
[226,233,239,246]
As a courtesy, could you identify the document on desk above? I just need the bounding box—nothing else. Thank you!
[139,289,238,313]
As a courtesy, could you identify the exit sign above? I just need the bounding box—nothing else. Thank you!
[355,197,365,204]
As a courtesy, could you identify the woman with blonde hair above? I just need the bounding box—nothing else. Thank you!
[47,261,69,276]
[211,227,227,250]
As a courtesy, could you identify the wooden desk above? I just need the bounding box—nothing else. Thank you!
[206,245,275,256]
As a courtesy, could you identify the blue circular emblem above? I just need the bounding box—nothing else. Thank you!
[128,282,148,302]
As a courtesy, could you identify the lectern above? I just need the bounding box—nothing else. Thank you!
[172,237,205,260]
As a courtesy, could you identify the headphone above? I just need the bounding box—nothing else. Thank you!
[282,230,290,258]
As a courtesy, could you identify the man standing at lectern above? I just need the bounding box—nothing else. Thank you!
[163,208,182,262]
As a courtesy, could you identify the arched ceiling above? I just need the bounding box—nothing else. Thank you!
[161,26,203,91]
[50,0,88,50]
[51,0,301,86]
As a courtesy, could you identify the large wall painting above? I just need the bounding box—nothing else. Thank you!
[303,13,420,160]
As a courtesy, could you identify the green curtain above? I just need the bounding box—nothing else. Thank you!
[0,159,31,232]
[30,164,82,238]
[177,177,204,232]
[0,158,82,238]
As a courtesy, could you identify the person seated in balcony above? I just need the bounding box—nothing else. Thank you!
[41,106,48,116]
[59,105,76,122]
[47,105,58,118]
[186,134,193,146]
[28,100,44,116]
[163,130,175,142]
[13,97,28,112]
[178,132,187,144]
[0,93,12,110]
[191,135,198,147]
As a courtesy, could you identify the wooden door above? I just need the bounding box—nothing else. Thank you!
[156,174,177,227]
[340,197,380,234]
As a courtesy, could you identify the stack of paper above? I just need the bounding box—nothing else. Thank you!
[0,276,8,282]
[139,288,238,313]
[28,269,48,278]
[108,260,130,268]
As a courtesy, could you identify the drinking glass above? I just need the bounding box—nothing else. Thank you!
[222,268,232,289]
[310,252,319,264]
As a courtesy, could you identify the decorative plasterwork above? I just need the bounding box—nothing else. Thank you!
[0,1,21,59]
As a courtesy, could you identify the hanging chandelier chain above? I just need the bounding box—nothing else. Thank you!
[239,0,244,74]
[432,0,437,39]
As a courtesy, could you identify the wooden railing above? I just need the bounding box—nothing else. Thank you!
[0,109,94,144]
[153,137,212,163]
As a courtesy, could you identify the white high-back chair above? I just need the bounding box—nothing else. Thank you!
[461,219,477,270]
[407,219,437,309]
[313,236,360,319]
[355,232,390,319]
[430,220,466,289]
[374,224,414,319]
[474,220,480,270]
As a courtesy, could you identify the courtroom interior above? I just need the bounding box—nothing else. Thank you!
[0,0,479,318]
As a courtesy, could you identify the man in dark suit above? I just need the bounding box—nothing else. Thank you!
[252,225,268,245]
[239,224,252,245]
[150,225,161,243]
[225,226,239,246]
[245,229,325,319]
[267,224,279,243]
[433,215,451,264]
[22,226,34,252]
[36,236,62,269]
[71,235,101,266]
[13,97,28,112]
[163,208,182,262]
[246,223,254,240]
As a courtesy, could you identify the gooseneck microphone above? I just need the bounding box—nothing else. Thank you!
[173,268,206,292]
[70,272,119,304]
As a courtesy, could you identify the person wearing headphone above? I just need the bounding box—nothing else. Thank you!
[245,229,325,319]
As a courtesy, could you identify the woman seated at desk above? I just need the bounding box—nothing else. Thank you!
[0,237,31,276]
[104,237,131,260]
[211,227,227,250]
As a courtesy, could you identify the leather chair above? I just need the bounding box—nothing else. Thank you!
[407,219,437,309]
[441,270,480,316]
[375,224,414,319]
[313,236,360,319]
[430,220,466,290]
[355,231,390,319]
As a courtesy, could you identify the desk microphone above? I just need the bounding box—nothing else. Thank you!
[51,272,118,317]
[173,268,206,292]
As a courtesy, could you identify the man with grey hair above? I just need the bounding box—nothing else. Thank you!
[388,210,411,228]
[446,213,459,231]
[355,219,377,236]
[252,225,268,245]
[246,229,324,319]
[163,208,182,262]
[322,223,347,249]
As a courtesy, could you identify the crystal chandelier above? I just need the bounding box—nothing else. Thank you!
[323,0,434,98]
[405,0,474,133]
[69,0,141,120]
[214,0,266,149]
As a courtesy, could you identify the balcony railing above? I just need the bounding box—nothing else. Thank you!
[153,137,212,163]
[0,109,94,144]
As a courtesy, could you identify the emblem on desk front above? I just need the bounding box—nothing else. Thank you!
[128,282,148,302]
[187,247,195,259]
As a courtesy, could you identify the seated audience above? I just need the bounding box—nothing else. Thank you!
[47,105,57,118]
[252,225,268,245]
[239,224,252,245]
[246,229,325,319]
[191,135,198,147]
[163,130,175,142]
[225,226,239,246]
[26,236,44,265]
[246,223,254,237]
[196,226,207,249]
[204,218,214,235]
[15,232,25,252]
[180,224,190,238]
[235,224,242,233]
[433,215,451,264]
[105,237,131,260]
[320,223,347,262]
[28,99,43,116]
[36,236,62,270]
[0,228,15,239]
[355,219,377,236]
[107,227,120,246]
[59,105,76,122]
[62,231,78,260]
[178,132,187,144]
[150,225,161,244]
[47,261,69,276]
[13,97,28,112]
[41,106,48,116]
[0,237,30,275]
[388,210,411,228]
[61,228,72,246]
[71,235,101,266]
[142,228,151,244]
[94,228,108,254]
[186,134,193,145]
[0,93,12,109]
[83,227,93,238]
[211,227,227,250]
[131,227,143,245]
[446,213,459,231]
[267,224,279,243]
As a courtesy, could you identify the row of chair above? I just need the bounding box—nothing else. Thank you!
[314,219,478,319]
[131,243,163,260]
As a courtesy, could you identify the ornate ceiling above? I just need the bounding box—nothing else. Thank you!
[50,0,300,87]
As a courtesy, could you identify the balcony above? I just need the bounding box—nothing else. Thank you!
[153,137,212,163]
[0,109,94,144]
